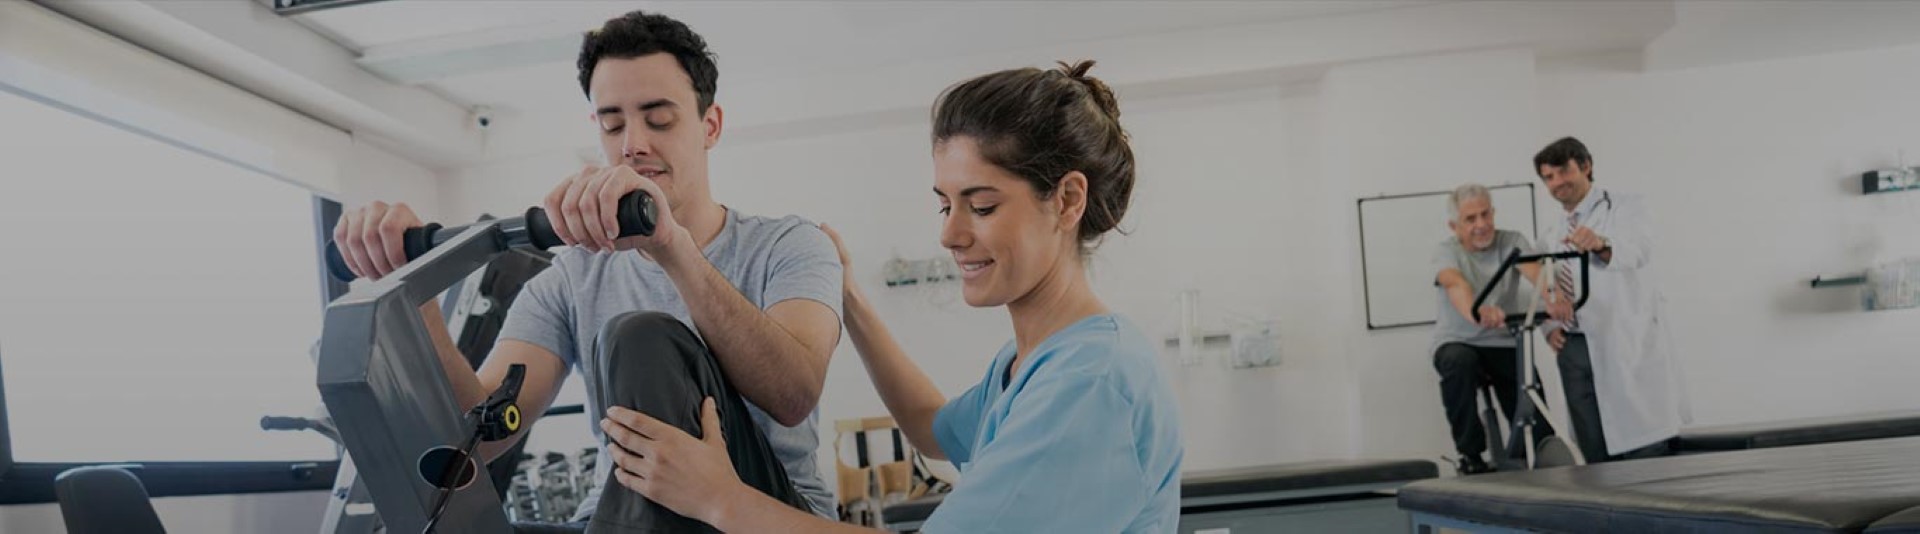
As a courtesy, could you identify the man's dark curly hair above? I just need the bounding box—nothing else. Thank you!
[577,10,718,115]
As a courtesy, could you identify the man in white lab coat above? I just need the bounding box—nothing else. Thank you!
[1535,137,1689,463]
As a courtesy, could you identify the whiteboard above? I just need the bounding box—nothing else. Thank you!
[1358,183,1538,330]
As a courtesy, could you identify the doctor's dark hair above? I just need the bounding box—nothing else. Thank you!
[931,60,1135,254]
[577,10,719,115]
[1533,136,1594,182]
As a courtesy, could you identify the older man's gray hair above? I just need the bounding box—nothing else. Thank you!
[1447,183,1492,222]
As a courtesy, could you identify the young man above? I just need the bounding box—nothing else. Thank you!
[331,11,843,531]
[1534,136,1687,463]
[1430,183,1544,474]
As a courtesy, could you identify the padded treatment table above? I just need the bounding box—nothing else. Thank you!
[1868,506,1920,534]
[1399,436,1920,533]
[883,459,1439,533]
[1675,410,1920,453]
[882,495,944,532]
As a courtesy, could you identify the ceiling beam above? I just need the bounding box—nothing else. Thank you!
[354,22,586,86]
[269,0,396,17]
[36,0,485,169]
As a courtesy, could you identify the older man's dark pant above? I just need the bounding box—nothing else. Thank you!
[1434,342,1539,460]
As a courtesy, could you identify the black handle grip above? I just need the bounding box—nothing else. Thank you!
[1470,249,1521,324]
[323,224,440,282]
[522,190,656,249]
[1471,248,1589,325]
[260,416,311,431]
[322,191,653,282]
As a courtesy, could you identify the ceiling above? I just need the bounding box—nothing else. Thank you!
[44,0,1920,172]
[289,1,1433,121]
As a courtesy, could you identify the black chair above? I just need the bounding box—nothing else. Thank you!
[55,465,167,534]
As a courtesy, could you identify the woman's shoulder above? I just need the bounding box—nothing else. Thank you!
[1032,314,1159,385]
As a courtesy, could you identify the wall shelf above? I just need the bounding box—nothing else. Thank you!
[1810,273,1867,288]
[1163,332,1232,348]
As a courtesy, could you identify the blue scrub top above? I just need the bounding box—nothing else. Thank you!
[924,314,1183,533]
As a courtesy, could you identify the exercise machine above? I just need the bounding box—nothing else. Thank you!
[310,192,653,533]
[1468,249,1589,470]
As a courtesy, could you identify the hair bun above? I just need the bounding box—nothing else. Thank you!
[1055,60,1121,121]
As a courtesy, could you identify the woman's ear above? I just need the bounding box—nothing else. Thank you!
[1055,171,1089,235]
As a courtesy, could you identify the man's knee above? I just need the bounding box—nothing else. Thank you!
[1433,343,1480,375]
[601,311,690,346]
[595,311,709,391]
[599,312,709,362]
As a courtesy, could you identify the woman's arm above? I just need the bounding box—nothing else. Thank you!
[822,224,952,459]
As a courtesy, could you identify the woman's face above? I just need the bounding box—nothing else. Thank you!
[932,137,1081,308]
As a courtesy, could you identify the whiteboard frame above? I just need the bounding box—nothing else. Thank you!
[1357,182,1538,330]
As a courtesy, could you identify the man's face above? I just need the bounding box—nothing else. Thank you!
[1538,159,1592,208]
[589,53,722,211]
[1449,196,1497,251]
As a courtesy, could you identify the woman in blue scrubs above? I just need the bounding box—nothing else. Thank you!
[597,60,1183,533]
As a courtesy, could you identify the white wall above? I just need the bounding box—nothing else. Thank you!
[0,3,444,532]
[0,121,441,534]
[340,136,445,220]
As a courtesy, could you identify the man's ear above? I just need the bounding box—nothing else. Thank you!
[703,104,724,149]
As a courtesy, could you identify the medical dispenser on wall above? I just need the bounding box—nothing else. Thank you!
[1863,258,1920,311]
[1165,289,1282,369]
[1813,257,1920,312]
[1861,166,1920,195]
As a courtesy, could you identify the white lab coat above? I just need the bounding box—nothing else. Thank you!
[1542,188,1691,455]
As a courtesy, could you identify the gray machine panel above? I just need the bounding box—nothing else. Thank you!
[318,224,514,534]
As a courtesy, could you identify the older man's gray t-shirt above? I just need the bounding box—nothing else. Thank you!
[1431,230,1534,353]
[498,207,842,519]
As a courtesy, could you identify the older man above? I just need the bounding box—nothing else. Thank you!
[1430,183,1543,474]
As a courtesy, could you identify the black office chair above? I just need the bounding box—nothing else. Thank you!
[55,465,166,534]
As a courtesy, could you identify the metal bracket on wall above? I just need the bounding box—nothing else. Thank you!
[1810,273,1867,288]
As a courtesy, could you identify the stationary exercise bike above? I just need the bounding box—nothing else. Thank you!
[1469,249,1590,471]
[306,192,654,534]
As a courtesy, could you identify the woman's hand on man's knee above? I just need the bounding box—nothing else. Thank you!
[602,398,750,526]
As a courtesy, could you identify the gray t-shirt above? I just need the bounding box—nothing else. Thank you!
[498,207,842,519]
[1431,230,1534,352]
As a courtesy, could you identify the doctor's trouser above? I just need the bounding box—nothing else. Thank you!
[577,311,811,533]
[1558,333,1671,463]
